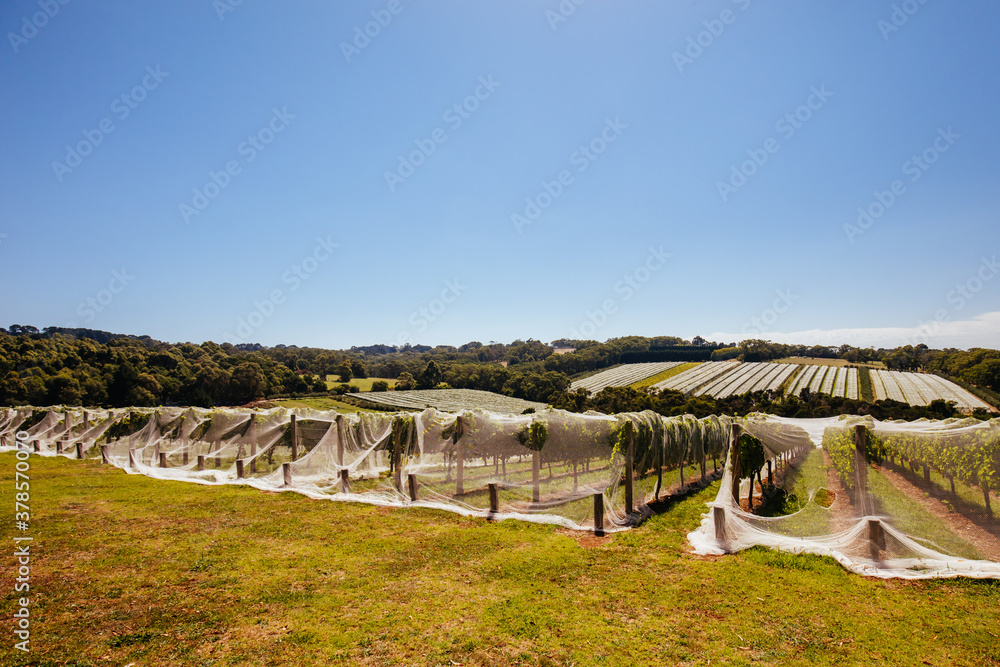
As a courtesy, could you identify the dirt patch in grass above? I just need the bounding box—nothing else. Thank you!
[555,528,609,548]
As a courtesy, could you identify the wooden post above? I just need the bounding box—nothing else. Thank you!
[197,455,205,471]
[392,420,403,492]
[701,453,707,483]
[532,450,541,504]
[82,411,89,432]
[983,485,993,515]
[767,460,773,487]
[236,459,245,479]
[76,442,83,459]
[128,410,135,451]
[593,493,605,537]
[282,462,292,487]
[488,482,499,515]
[713,506,727,545]
[32,440,39,453]
[854,425,869,515]
[290,414,298,461]
[56,441,64,455]
[729,424,742,505]
[454,417,464,495]
[159,452,168,468]
[335,414,345,467]
[101,445,110,464]
[128,448,138,470]
[624,424,634,515]
[181,426,188,465]
[249,442,257,474]
[923,464,931,485]
[215,453,222,468]
[407,474,418,502]
[340,468,351,493]
[868,517,885,561]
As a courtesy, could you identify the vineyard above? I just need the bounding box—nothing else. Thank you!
[342,388,546,413]
[568,362,686,393]
[570,360,993,411]
[5,405,1000,579]
[691,415,1000,578]
[0,405,735,536]
[869,370,993,410]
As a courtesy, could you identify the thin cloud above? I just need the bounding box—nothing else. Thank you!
[708,311,1000,350]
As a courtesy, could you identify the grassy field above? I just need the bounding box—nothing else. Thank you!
[775,357,886,369]
[629,362,699,390]
[324,377,398,392]
[3,454,1000,667]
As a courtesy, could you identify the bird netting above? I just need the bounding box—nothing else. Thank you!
[4,406,1000,579]
[689,414,1000,579]
[0,405,730,534]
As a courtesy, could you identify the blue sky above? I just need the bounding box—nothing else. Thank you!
[2,0,999,350]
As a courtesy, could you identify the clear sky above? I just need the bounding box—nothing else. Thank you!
[2,0,999,350]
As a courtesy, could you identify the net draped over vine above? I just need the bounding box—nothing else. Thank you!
[4,406,1000,579]
[690,414,1000,579]
[0,406,729,533]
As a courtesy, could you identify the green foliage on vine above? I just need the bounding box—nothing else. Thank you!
[738,433,766,481]
[100,411,151,443]
[516,420,548,451]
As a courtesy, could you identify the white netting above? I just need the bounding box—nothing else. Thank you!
[689,414,1000,579]
[5,406,1000,578]
[0,406,729,534]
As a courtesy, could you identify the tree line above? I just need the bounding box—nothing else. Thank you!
[1,326,997,416]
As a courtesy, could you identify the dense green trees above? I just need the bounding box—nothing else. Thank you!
[0,332,332,408]
[1,327,997,417]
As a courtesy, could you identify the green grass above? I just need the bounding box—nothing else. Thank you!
[324,377,398,392]
[867,466,983,560]
[756,449,833,536]
[3,453,1000,666]
[859,367,874,403]
[629,362,699,390]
